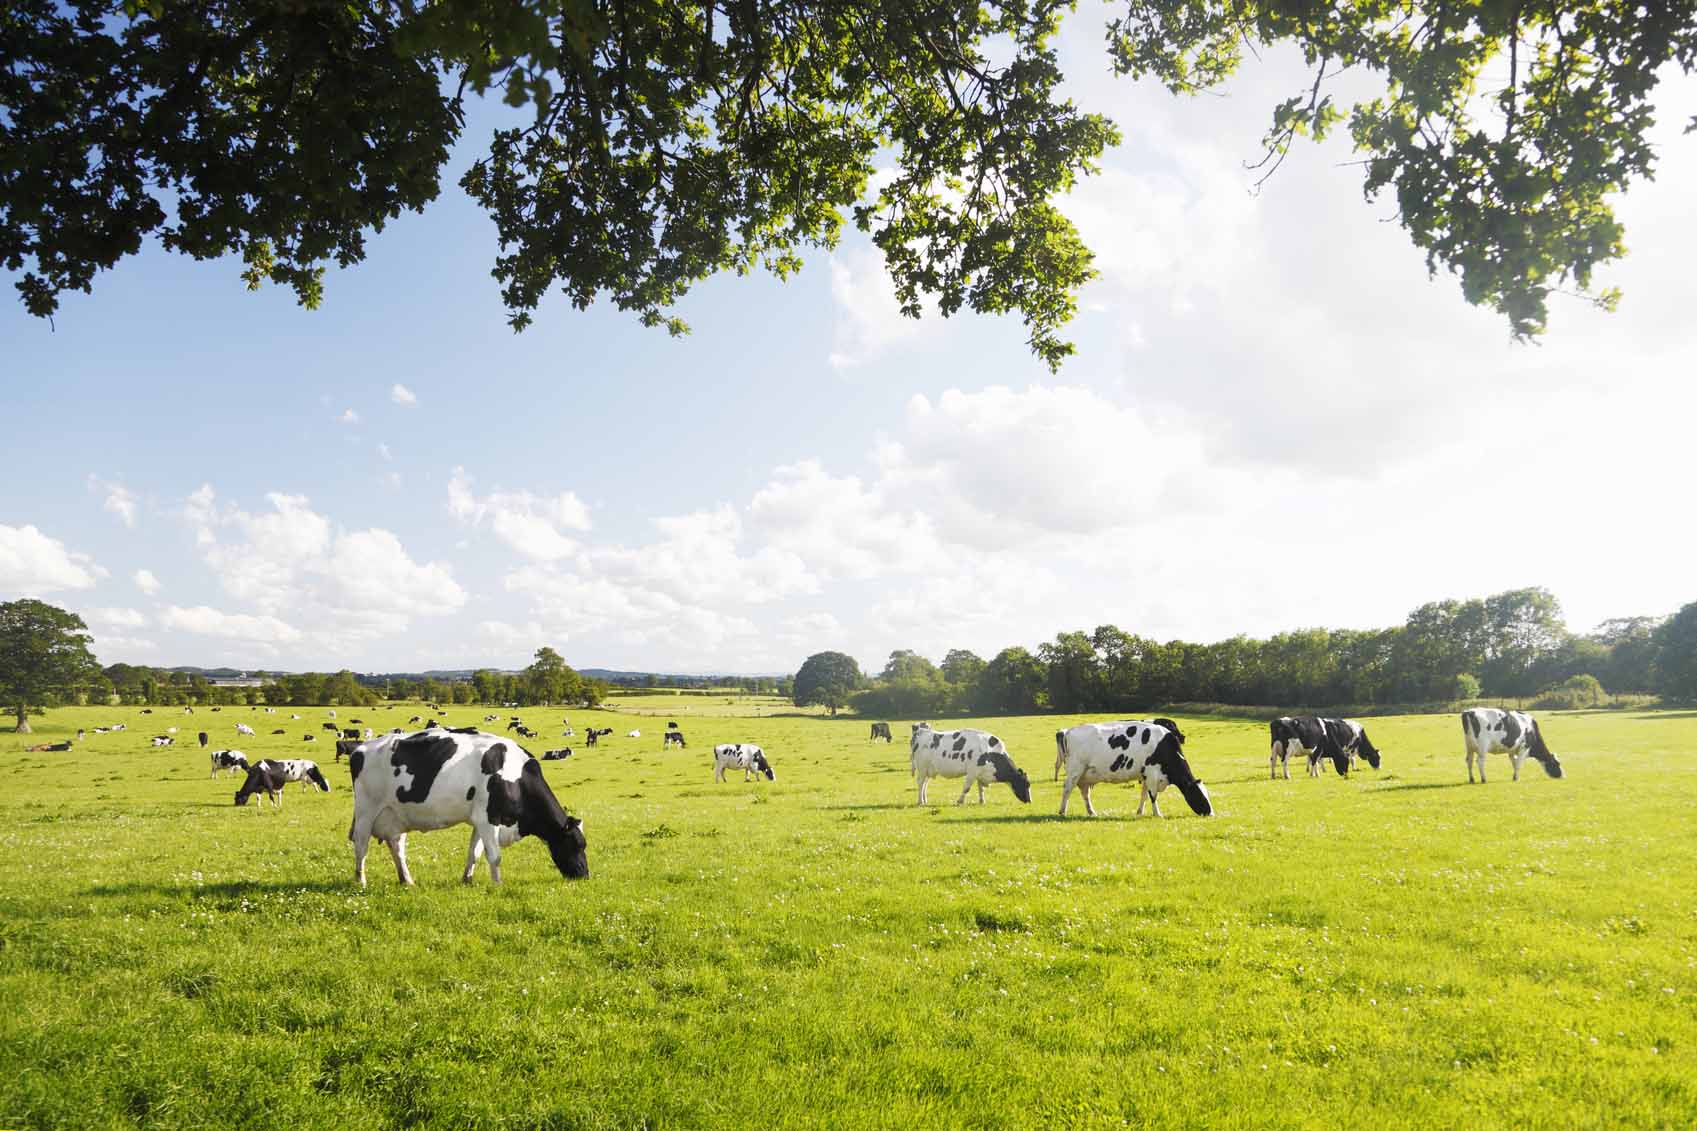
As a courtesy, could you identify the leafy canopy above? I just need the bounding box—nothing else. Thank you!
[0,599,103,728]
[6,1,1693,362]
[793,650,863,713]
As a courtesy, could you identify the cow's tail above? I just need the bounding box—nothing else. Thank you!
[1053,730,1068,781]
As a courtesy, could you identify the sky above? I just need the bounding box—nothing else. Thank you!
[4,6,1696,677]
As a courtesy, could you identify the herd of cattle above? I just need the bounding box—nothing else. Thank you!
[68,702,1567,888]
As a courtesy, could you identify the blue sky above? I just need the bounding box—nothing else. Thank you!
[5,8,1696,676]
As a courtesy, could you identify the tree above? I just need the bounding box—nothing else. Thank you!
[524,646,583,705]
[10,3,1687,360]
[0,599,102,732]
[793,651,863,715]
[1652,603,1697,702]
[975,646,1046,714]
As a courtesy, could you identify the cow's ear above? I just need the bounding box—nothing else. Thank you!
[566,815,582,829]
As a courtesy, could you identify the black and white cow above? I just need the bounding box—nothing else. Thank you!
[261,758,331,793]
[542,747,573,761]
[1269,716,1383,778]
[584,727,614,747]
[151,735,174,746]
[210,749,250,777]
[235,722,256,737]
[713,743,776,783]
[348,729,589,886]
[1054,719,1212,818]
[1462,708,1563,783]
[234,762,287,809]
[662,730,687,749]
[909,724,1031,806]
[869,722,893,742]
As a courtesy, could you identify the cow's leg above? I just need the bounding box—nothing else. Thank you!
[1146,783,1165,818]
[462,829,485,883]
[481,827,504,884]
[714,763,724,782]
[956,776,972,805]
[977,780,986,804]
[1475,749,1487,783]
[1135,782,1148,817]
[388,834,414,886]
[1270,742,1280,780]
[1512,752,1523,782]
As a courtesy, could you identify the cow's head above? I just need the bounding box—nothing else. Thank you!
[1527,721,1563,779]
[1179,777,1214,817]
[516,759,590,879]
[1150,733,1212,816]
[304,765,331,792]
[983,750,1032,803]
[752,750,776,781]
[1356,731,1383,770]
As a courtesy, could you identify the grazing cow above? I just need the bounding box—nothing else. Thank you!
[1054,719,1212,818]
[909,724,1031,806]
[1269,716,1383,779]
[714,743,776,783]
[321,722,340,733]
[1462,708,1563,783]
[542,748,573,761]
[663,730,687,749]
[211,749,250,777]
[335,739,363,763]
[198,731,209,748]
[236,722,256,737]
[869,722,893,742]
[627,729,641,739]
[348,729,589,886]
[235,762,287,809]
[261,758,331,793]
[152,735,174,746]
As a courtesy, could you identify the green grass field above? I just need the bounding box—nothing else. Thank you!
[3,700,1693,1128]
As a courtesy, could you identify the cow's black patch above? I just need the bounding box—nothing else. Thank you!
[1108,733,1131,751]
[1147,734,1212,816]
[989,735,1001,748]
[1140,727,1150,744]
[349,749,365,782]
[487,773,523,827]
[1109,753,1131,773]
[952,735,967,752]
[931,734,942,748]
[466,786,477,801]
[480,742,508,776]
[978,749,1030,802]
[1499,712,1523,748]
[391,734,459,803]
[1464,710,1482,738]
[1525,719,1563,778]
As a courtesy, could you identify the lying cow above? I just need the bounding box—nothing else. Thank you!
[270,728,286,735]
[662,730,687,749]
[1462,708,1563,782]
[869,721,892,742]
[714,743,776,783]
[627,729,641,739]
[909,724,1030,805]
[210,749,250,777]
[542,747,573,761]
[235,762,287,808]
[151,735,174,746]
[1269,716,1383,778]
[235,722,256,737]
[348,729,588,886]
[1054,718,1212,817]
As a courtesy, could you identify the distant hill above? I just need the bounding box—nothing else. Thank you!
[153,665,783,683]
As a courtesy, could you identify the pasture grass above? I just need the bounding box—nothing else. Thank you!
[2,702,1694,1129]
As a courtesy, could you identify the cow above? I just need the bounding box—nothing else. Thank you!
[627,730,641,739]
[301,733,317,742]
[321,722,340,733]
[662,730,687,749]
[1268,716,1383,778]
[1462,708,1563,783]
[236,722,256,737]
[335,739,362,763]
[326,710,336,718]
[909,724,1031,806]
[515,725,538,739]
[151,735,174,746]
[235,762,286,809]
[260,758,331,793]
[584,727,613,747]
[505,717,523,732]
[666,720,678,729]
[211,747,249,774]
[869,722,893,742]
[198,731,209,749]
[714,743,776,783]
[1054,719,1212,818]
[542,748,573,761]
[342,728,361,740]
[270,728,286,735]
[348,729,588,887]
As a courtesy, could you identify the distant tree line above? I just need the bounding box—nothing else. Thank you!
[816,589,1697,718]
[598,671,793,696]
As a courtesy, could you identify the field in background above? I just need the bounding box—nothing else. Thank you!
[3,703,1694,1128]
[601,691,827,719]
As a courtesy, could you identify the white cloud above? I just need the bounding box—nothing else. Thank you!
[0,524,103,593]
[133,568,162,596]
[479,619,545,649]
[390,383,418,407]
[88,474,138,528]
[339,408,361,424]
[828,247,923,369]
[159,604,302,643]
[86,607,149,629]
[93,634,157,658]
[446,466,592,561]
[378,443,393,461]
[325,529,467,618]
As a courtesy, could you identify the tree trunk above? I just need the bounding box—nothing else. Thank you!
[13,704,30,734]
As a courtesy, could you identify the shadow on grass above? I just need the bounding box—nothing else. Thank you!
[818,802,911,812]
[84,878,353,899]
[936,811,1151,824]
[1364,781,1474,795]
